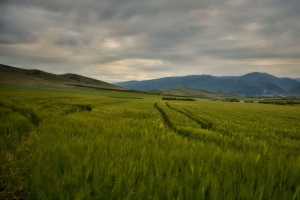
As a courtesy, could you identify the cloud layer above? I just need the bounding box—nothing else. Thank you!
[1,0,300,82]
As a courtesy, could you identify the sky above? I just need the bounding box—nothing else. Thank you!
[1,0,300,82]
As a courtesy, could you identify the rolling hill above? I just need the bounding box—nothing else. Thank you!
[152,86,247,98]
[115,73,300,96]
[0,64,125,90]
[60,73,120,89]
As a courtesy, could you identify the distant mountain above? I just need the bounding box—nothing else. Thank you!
[288,82,300,95]
[115,72,300,96]
[235,72,299,91]
[294,78,300,82]
[0,64,125,90]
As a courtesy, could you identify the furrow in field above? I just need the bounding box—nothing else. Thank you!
[0,101,38,199]
[154,102,171,127]
[154,102,198,139]
[154,102,177,133]
[155,102,256,151]
[155,102,227,146]
[165,102,213,130]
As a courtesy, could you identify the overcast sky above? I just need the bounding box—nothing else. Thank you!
[1,0,300,82]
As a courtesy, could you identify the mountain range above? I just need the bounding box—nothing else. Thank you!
[115,72,300,96]
[1,63,299,96]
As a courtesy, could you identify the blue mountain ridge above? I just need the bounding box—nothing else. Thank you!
[115,72,300,96]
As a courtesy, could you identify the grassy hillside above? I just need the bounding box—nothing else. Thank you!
[152,86,247,98]
[1,84,300,199]
[60,73,121,89]
[0,65,67,87]
[0,64,124,90]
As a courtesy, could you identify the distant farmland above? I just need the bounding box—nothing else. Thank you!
[1,84,300,199]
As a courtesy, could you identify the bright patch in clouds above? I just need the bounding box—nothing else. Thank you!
[104,39,120,48]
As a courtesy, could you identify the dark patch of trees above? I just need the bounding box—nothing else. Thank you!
[162,97,196,101]
[258,101,300,105]
[33,70,40,75]
[223,98,239,102]
[64,104,93,114]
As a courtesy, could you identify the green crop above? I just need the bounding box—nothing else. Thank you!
[1,84,300,199]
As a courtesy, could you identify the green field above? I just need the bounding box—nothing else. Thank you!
[1,84,300,199]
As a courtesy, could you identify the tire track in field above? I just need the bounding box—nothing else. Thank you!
[156,102,279,153]
[154,102,195,139]
[155,102,234,148]
[165,102,213,130]
[164,103,237,144]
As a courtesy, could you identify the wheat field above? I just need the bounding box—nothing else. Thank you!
[1,84,300,199]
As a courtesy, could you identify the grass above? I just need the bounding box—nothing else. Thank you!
[1,84,300,199]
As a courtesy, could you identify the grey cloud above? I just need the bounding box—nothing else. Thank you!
[1,0,300,81]
[0,6,36,44]
[0,20,36,44]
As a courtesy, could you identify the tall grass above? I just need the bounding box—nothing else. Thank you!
[1,85,300,199]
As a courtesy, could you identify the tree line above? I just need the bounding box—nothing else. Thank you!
[162,97,196,101]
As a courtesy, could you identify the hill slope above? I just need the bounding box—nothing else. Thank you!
[60,73,120,89]
[0,64,124,90]
[152,86,246,98]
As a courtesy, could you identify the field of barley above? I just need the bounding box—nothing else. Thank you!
[1,84,300,199]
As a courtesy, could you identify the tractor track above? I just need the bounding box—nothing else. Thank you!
[154,102,196,139]
[165,102,214,130]
[155,101,237,150]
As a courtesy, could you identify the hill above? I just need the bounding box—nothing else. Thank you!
[235,72,299,91]
[0,64,124,90]
[288,82,300,95]
[115,73,300,96]
[152,86,246,98]
[60,73,120,89]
